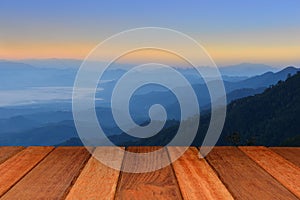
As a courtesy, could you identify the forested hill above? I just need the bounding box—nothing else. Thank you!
[221,71,300,146]
[108,71,300,147]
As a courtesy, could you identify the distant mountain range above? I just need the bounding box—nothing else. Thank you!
[0,60,283,90]
[110,71,300,147]
[219,63,279,77]
[227,66,299,90]
[148,66,300,110]
[0,61,77,89]
[0,59,299,146]
[219,66,300,104]
[1,67,298,146]
[3,59,279,75]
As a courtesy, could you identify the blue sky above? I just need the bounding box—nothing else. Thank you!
[0,0,299,66]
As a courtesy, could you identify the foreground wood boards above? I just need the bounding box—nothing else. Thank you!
[66,147,125,200]
[0,146,24,164]
[168,147,233,200]
[0,146,53,197]
[270,147,300,167]
[115,147,182,200]
[0,146,299,199]
[206,147,298,200]
[240,146,300,198]
[1,147,90,200]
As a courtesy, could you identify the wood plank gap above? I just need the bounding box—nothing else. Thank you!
[205,146,298,200]
[166,147,184,200]
[62,147,95,200]
[115,146,182,200]
[0,146,54,197]
[197,146,235,198]
[114,146,130,200]
[169,147,234,200]
[240,146,300,199]
[270,147,300,167]
[1,147,91,200]
[66,147,124,200]
[0,146,55,197]
[0,147,25,165]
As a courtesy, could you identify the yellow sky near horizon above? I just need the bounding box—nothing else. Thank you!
[1,1,300,68]
[1,39,300,67]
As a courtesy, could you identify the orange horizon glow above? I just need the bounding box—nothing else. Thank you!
[1,42,300,67]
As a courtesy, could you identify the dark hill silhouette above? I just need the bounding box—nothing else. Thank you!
[218,66,300,93]
[220,71,300,146]
[117,71,300,146]
[234,66,299,89]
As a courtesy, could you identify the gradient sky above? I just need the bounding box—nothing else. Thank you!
[0,0,299,67]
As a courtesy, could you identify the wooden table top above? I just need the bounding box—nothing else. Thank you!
[0,146,299,200]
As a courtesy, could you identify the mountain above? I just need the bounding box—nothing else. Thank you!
[218,66,300,93]
[173,66,300,110]
[55,137,84,146]
[232,66,300,90]
[13,70,300,147]
[114,71,300,147]
[0,102,72,118]
[19,58,82,69]
[0,106,127,146]
[0,120,78,146]
[54,120,180,146]
[219,63,278,77]
[0,116,40,132]
[225,87,266,104]
[116,66,299,118]
[0,61,37,70]
[1,60,294,98]
[0,60,128,91]
[0,61,77,89]
[220,71,300,146]
[1,60,299,146]
[0,60,282,91]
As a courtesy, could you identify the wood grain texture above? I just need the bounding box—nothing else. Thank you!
[206,146,298,200]
[1,147,91,200]
[168,147,233,200]
[0,146,53,197]
[115,147,182,200]
[240,146,300,198]
[0,146,25,164]
[66,147,125,200]
[270,147,300,167]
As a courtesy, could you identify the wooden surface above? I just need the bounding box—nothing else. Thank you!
[0,146,24,164]
[205,146,298,200]
[240,146,300,198]
[115,147,182,200]
[168,147,233,200]
[66,147,125,200]
[0,146,53,197]
[270,147,300,167]
[0,146,299,200]
[1,147,90,200]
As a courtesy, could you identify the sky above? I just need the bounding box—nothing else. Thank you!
[0,0,300,67]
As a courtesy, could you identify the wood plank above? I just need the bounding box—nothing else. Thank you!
[240,146,300,198]
[66,147,125,200]
[0,146,53,197]
[1,147,91,200]
[168,147,233,200]
[270,147,300,167]
[206,146,298,200]
[0,146,25,164]
[115,147,182,200]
